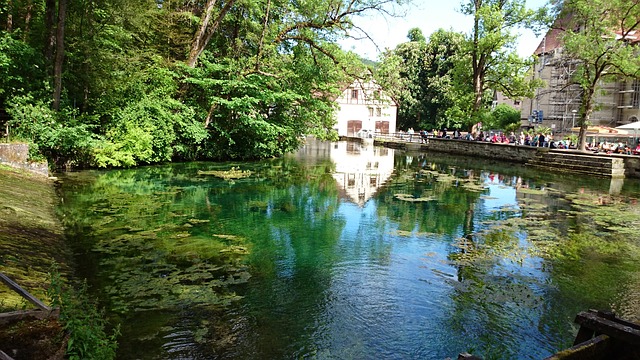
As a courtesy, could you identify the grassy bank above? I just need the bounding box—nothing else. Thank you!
[0,165,119,359]
[0,165,69,358]
[0,165,70,310]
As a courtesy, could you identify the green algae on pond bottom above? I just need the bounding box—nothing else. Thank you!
[52,147,640,359]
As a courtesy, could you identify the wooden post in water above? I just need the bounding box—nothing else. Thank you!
[545,309,640,359]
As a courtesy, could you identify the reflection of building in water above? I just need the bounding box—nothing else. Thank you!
[330,141,395,206]
[291,137,335,166]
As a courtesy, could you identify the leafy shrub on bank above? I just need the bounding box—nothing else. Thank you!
[7,96,97,167]
[94,95,207,167]
[48,268,119,360]
[486,104,522,132]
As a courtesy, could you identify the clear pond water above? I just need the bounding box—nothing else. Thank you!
[56,139,640,359]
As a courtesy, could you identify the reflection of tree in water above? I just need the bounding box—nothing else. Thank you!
[379,153,527,357]
[209,158,350,358]
[56,157,346,358]
[381,151,640,358]
[531,189,640,352]
[57,147,640,359]
[378,154,487,236]
[446,174,640,358]
[383,151,640,358]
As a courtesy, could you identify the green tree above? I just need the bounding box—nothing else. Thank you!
[177,0,397,159]
[407,27,426,42]
[486,103,521,131]
[1,0,406,167]
[553,0,640,151]
[459,0,544,121]
[422,29,466,129]
[377,28,427,130]
[377,28,465,131]
[51,0,67,111]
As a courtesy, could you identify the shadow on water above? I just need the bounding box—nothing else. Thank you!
[55,139,640,359]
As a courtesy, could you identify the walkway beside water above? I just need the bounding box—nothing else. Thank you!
[341,134,640,179]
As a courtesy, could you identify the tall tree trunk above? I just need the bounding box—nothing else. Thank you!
[187,0,218,67]
[471,1,483,115]
[204,103,217,128]
[473,73,483,113]
[187,0,237,67]
[577,88,596,152]
[6,0,13,32]
[44,0,56,61]
[23,1,33,40]
[255,0,272,71]
[78,0,93,113]
[53,0,67,111]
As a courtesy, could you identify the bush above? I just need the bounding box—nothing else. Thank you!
[488,104,522,131]
[7,96,97,168]
[48,268,119,360]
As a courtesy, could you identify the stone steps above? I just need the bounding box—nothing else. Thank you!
[374,138,637,178]
[527,152,625,178]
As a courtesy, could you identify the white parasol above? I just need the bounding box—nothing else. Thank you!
[616,121,640,144]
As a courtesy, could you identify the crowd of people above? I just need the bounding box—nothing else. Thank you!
[397,128,640,155]
[402,128,558,148]
[588,141,640,155]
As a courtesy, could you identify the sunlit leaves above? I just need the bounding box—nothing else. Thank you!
[459,0,543,119]
[556,0,640,150]
[377,28,465,130]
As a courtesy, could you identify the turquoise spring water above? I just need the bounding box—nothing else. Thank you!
[55,139,640,359]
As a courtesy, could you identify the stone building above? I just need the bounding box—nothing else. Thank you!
[492,90,523,112]
[521,25,640,133]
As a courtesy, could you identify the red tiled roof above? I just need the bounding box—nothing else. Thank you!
[534,13,640,56]
[534,27,564,55]
[615,30,640,44]
[534,14,573,56]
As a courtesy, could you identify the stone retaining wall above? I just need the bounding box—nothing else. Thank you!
[624,156,640,179]
[413,137,539,163]
[374,137,640,179]
[528,152,625,178]
[0,143,49,177]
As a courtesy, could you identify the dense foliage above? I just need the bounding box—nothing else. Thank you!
[377,1,546,131]
[485,104,522,131]
[49,269,120,360]
[0,0,403,167]
[460,0,544,117]
[377,28,466,131]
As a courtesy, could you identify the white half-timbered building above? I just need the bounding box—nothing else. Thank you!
[334,79,397,137]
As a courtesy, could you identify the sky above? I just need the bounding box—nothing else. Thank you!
[339,0,550,60]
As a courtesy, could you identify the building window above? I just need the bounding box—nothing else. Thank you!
[375,121,389,134]
[368,107,374,117]
[633,80,640,109]
[376,107,382,117]
[373,90,381,99]
[351,89,358,100]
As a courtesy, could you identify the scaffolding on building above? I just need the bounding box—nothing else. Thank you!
[534,50,640,131]
[534,50,582,133]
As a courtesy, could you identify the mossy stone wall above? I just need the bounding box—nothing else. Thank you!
[0,143,48,177]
